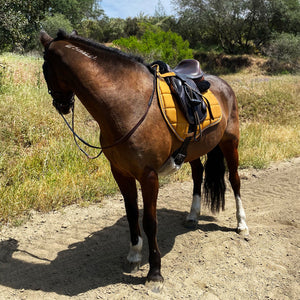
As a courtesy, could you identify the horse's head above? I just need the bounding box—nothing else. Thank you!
[40,31,75,115]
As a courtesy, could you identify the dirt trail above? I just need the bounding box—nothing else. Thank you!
[0,158,299,299]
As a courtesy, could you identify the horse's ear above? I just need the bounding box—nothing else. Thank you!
[70,30,78,36]
[40,30,53,48]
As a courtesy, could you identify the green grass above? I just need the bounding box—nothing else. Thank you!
[0,53,299,225]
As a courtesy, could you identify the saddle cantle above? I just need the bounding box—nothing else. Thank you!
[174,59,204,79]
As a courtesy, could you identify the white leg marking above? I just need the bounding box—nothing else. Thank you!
[235,195,249,235]
[127,236,143,263]
[186,194,201,222]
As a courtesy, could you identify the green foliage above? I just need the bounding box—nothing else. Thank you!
[0,0,299,58]
[0,0,50,52]
[264,33,300,73]
[0,0,102,52]
[269,0,300,35]
[49,0,103,26]
[113,26,193,66]
[78,19,106,42]
[41,13,73,38]
[0,1,29,52]
[173,0,300,55]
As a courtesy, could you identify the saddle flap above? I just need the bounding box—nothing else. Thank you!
[169,76,207,126]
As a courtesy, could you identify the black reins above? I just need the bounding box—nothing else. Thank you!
[57,70,157,159]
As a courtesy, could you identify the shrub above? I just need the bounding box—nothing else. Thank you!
[41,13,73,38]
[113,27,193,66]
[264,33,300,73]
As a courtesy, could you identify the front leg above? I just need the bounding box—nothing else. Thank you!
[140,167,163,284]
[110,165,143,271]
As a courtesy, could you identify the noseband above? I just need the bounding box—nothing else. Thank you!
[49,90,75,113]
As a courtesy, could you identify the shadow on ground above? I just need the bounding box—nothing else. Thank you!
[0,208,234,296]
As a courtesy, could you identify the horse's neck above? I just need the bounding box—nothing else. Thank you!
[65,47,153,139]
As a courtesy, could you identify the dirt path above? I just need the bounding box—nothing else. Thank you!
[0,158,299,299]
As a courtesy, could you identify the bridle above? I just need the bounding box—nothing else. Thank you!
[50,90,75,113]
[47,68,157,159]
[47,88,102,159]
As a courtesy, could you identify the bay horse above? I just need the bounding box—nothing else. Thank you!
[40,30,248,286]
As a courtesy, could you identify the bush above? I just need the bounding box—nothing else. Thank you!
[194,52,252,74]
[264,33,300,73]
[113,27,193,66]
[41,13,73,38]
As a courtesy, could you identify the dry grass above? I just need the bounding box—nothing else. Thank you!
[223,73,300,167]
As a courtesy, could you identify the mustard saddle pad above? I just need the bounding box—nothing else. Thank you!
[157,76,222,142]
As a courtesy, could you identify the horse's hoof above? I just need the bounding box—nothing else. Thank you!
[237,226,249,237]
[184,219,198,229]
[145,273,164,293]
[145,280,164,293]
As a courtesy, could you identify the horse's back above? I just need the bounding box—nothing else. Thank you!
[205,74,240,141]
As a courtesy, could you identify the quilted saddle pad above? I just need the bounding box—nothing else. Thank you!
[157,76,222,141]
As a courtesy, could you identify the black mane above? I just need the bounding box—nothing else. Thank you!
[54,29,147,66]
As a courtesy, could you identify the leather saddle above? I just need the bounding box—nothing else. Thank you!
[152,59,211,130]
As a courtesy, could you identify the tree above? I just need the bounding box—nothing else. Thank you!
[265,32,300,73]
[0,0,50,52]
[268,0,300,35]
[49,0,103,26]
[173,0,300,54]
[174,0,267,53]
[0,0,104,52]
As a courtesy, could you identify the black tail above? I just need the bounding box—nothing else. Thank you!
[204,145,226,213]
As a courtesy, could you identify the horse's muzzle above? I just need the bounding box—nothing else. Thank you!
[52,94,75,115]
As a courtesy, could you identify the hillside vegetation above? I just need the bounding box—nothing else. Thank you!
[0,53,299,225]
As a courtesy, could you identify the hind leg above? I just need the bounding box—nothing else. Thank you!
[110,164,143,272]
[220,140,249,235]
[186,159,204,228]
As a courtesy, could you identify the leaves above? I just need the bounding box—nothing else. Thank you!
[173,0,300,54]
[113,26,193,66]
